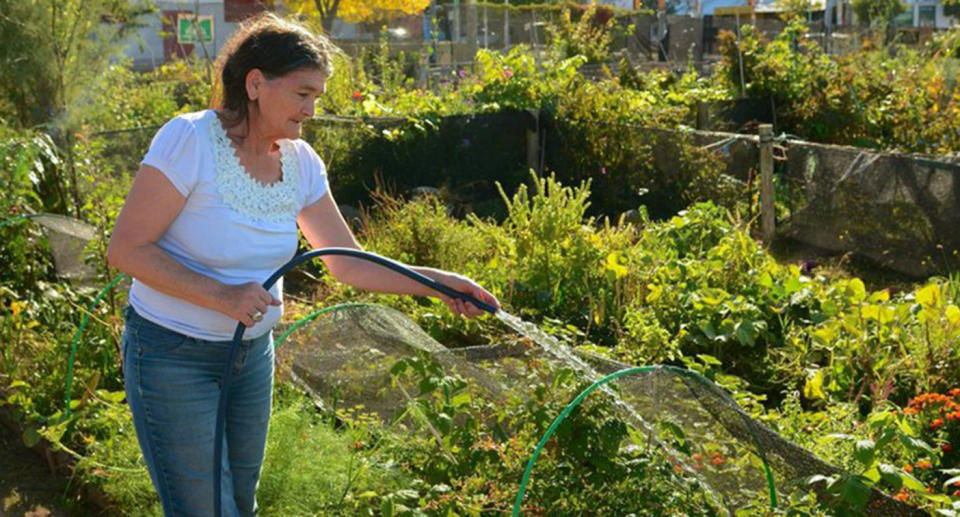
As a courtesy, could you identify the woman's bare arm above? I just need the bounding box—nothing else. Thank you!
[297,191,499,317]
[107,165,278,327]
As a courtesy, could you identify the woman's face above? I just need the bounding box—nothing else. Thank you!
[250,67,326,140]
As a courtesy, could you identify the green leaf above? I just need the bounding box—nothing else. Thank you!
[916,284,941,308]
[848,278,866,302]
[22,427,41,448]
[804,369,827,400]
[946,305,960,327]
[854,439,876,467]
[833,475,871,507]
[899,433,935,456]
[901,471,928,492]
[736,320,756,347]
[381,496,395,517]
[696,354,722,366]
[878,463,902,491]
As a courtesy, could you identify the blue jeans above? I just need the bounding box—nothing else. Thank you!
[122,306,273,517]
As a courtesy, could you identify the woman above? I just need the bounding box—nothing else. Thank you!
[107,13,498,516]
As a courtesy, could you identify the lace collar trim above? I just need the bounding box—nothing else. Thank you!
[209,112,300,222]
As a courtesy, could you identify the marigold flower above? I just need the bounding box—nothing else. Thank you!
[949,388,960,398]
[904,407,919,415]
[904,464,914,472]
[948,411,960,421]
[894,490,909,501]
[931,418,945,430]
[942,443,953,453]
[711,456,726,466]
[692,454,705,462]
[352,90,363,101]
[916,460,933,469]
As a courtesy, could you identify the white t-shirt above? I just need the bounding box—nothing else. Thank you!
[128,109,329,340]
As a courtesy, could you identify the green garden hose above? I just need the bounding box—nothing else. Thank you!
[63,273,127,420]
[512,365,778,516]
[274,302,379,346]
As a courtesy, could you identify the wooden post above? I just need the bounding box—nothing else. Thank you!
[526,109,540,174]
[697,102,710,130]
[759,124,775,243]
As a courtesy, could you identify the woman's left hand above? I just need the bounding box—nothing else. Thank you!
[434,272,500,318]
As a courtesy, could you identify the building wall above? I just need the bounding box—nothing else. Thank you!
[908,0,955,29]
[122,0,269,71]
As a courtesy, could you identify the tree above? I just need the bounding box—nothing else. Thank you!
[0,0,152,128]
[286,0,430,34]
[850,0,905,27]
[777,0,814,22]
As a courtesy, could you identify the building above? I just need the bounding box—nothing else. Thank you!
[123,0,270,70]
[896,0,957,28]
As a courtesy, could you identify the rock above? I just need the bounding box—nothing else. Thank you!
[621,209,644,226]
[408,186,443,200]
[337,204,363,231]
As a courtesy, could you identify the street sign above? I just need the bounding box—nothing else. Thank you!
[177,14,213,44]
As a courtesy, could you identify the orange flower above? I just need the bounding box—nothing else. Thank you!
[904,407,920,415]
[894,489,909,501]
[949,388,960,398]
[943,443,953,453]
[948,411,960,421]
[711,456,726,466]
[692,453,705,462]
[916,460,933,469]
[931,418,945,430]
[904,464,914,472]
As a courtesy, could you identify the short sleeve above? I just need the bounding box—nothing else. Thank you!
[141,116,201,197]
[297,140,330,208]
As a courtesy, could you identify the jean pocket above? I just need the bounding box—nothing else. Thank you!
[134,317,190,354]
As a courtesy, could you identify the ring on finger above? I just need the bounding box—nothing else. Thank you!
[252,310,264,322]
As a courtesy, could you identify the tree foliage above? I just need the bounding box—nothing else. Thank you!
[850,0,905,26]
[0,0,153,129]
[287,0,430,33]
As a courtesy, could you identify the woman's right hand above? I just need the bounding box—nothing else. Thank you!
[217,282,281,327]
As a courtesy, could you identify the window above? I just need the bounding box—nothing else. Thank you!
[918,5,936,27]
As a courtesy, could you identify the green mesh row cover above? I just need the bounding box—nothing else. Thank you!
[779,144,960,277]
[9,213,99,282]
[281,304,924,516]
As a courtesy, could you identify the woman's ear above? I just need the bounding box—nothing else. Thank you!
[245,69,265,101]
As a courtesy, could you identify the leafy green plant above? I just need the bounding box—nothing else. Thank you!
[548,4,615,64]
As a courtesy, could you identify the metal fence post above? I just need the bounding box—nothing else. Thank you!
[759,124,775,243]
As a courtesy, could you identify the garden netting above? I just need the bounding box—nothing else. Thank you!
[777,142,960,277]
[280,303,925,515]
[15,213,98,282]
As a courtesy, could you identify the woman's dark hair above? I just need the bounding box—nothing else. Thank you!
[213,12,337,128]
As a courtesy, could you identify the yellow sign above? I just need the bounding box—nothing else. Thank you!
[714,6,754,15]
